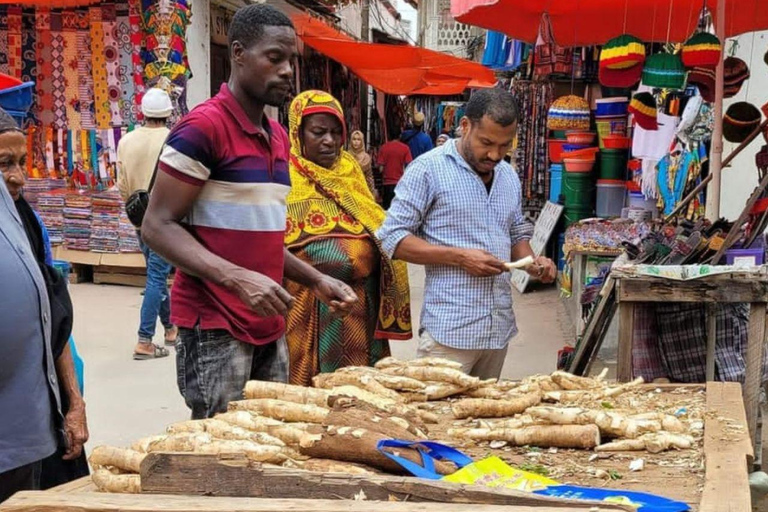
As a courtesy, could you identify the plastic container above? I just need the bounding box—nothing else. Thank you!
[566,131,597,145]
[595,97,630,117]
[562,147,600,160]
[628,191,658,219]
[53,260,71,281]
[549,164,563,203]
[599,149,628,180]
[602,135,631,149]
[564,207,594,226]
[596,180,626,218]
[548,139,567,163]
[563,171,596,210]
[595,115,628,148]
[726,248,765,266]
[0,82,34,113]
[563,158,595,173]
[563,143,589,152]
[3,109,26,128]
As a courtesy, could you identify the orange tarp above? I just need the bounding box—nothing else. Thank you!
[293,13,496,95]
[451,0,768,47]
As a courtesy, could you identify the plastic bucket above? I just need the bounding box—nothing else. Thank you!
[564,207,594,226]
[596,180,626,218]
[53,259,71,281]
[599,149,628,180]
[628,191,658,219]
[595,98,629,117]
[557,233,565,271]
[0,82,34,112]
[549,164,563,203]
[563,171,595,209]
[595,115,628,148]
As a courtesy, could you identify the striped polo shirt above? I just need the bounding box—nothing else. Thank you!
[159,83,291,345]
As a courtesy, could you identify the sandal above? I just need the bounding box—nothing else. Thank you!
[133,343,170,360]
[164,326,179,346]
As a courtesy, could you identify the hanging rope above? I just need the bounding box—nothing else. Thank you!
[665,0,674,44]
[622,0,629,33]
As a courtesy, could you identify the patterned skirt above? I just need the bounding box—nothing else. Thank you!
[285,236,391,387]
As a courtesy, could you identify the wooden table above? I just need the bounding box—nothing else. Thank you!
[614,271,768,447]
[0,383,753,512]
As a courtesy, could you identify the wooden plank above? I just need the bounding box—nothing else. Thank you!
[617,278,768,303]
[568,278,617,376]
[53,247,102,266]
[47,476,98,494]
[96,265,147,276]
[93,272,146,288]
[744,304,767,443]
[699,382,753,512]
[139,453,629,511]
[1,491,630,512]
[705,304,717,382]
[99,252,146,268]
[616,302,634,382]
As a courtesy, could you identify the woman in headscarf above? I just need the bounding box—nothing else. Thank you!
[348,130,377,199]
[0,108,89,488]
[436,133,450,147]
[285,91,412,386]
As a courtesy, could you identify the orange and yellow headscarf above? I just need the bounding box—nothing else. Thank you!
[285,90,411,340]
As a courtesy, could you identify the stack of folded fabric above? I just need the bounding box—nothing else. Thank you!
[90,191,122,253]
[64,193,93,251]
[24,178,68,209]
[37,192,65,245]
[118,210,142,253]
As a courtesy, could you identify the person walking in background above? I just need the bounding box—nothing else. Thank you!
[0,109,88,502]
[436,133,450,147]
[142,5,357,420]
[376,126,412,210]
[117,88,177,360]
[348,129,378,201]
[377,89,556,379]
[284,91,411,386]
[401,112,433,159]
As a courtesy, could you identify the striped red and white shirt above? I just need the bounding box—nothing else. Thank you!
[159,84,291,345]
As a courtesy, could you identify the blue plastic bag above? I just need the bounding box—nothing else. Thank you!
[534,485,689,512]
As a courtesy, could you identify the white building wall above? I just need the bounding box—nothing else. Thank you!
[719,31,768,221]
[186,0,211,109]
[420,0,480,57]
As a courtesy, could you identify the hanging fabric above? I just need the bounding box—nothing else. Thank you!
[533,13,573,79]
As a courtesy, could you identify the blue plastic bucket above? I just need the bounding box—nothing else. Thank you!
[0,82,34,112]
[549,164,563,203]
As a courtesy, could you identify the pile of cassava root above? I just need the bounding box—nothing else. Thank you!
[89,358,700,494]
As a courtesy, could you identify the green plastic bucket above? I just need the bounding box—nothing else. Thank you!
[563,171,596,209]
[599,149,628,180]
[564,207,594,226]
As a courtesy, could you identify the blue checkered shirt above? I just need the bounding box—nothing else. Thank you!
[377,140,533,350]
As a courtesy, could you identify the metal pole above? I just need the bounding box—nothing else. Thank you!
[360,0,370,137]
[705,0,726,220]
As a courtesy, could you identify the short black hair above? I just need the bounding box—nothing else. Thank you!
[390,125,402,140]
[228,4,294,49]
[465,88,519,127]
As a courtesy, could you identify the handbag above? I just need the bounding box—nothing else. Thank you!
[125,150,162,228]
[534,14,574,79]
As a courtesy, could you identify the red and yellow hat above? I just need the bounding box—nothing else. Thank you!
[682,32,722,69]
[628,92,657,131]
[600,34,646,70]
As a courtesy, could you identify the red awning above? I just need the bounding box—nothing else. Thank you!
[293,14,496,95]
[0,0,98,6]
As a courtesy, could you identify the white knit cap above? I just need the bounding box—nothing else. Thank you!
[141,88,173,118]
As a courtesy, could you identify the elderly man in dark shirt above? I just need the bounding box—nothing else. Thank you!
[0,113,86,502]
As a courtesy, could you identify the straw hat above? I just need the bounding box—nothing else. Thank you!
[547,95,591,131]
[681,32,722,69]
[642,53,686,90]
[628,92,658,131]
[723,102,762,143]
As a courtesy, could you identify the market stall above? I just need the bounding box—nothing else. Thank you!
[0,363,752,512]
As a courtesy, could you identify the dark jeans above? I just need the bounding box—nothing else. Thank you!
[176,327,289,419]
[0,460,41,504]
[138,238,173,341]
[382,184,397,210]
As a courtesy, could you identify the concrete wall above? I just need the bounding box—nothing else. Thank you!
[186,0,211,109]
[720,31,768,220]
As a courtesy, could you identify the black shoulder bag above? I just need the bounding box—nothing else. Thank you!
[124,149,162,228]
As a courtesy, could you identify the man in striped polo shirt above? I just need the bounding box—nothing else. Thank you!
[143,5,357,419]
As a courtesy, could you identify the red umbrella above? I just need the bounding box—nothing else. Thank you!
[452,0,768,46]
[0,0,99,6]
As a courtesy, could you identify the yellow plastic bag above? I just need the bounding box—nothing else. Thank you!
[442,456,558,492]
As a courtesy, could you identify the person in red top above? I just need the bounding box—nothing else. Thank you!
[142,4,357,420]
[377,126,412,210]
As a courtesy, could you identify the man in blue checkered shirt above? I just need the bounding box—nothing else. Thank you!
[377,89,556,379]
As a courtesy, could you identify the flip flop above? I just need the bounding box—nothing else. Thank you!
[133,344,170,360]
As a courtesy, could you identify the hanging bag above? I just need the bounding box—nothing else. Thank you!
[534,14,573,79]
[125,148,162,229]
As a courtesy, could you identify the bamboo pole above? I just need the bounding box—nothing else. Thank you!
[704,0,726,220]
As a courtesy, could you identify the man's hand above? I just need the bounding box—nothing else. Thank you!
[458,249,507,277]
[312,275,358,315]
[63,401,88,460]
[526,255,557,284]
[229,268,294,317]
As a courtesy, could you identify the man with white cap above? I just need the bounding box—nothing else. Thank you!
[400,111,433,160]
[117,87,177,360]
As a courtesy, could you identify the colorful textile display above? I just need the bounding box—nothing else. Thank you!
[600,34,645,70]
[628,92,658,130]
[681,32,721,69]
[642,53,686,90]
[547,94,590,131]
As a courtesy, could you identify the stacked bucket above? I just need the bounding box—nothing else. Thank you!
[595,98,631,218]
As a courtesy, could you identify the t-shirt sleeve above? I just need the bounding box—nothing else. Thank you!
[158,112,217,187]
[404,146,413,165]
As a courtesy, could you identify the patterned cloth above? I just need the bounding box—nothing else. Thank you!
[7,7,22,78]
[76,8,94,129]
[35,8,54,127]
[128,0,144,122]
[62,11,80,131]
[89,6,110,128]
[631,302,767,383]
[284,91,411,385]
[101,4,122,126]
[0,7,9,75]
[377,139,534,351]
[115,4,134,125]
[21,8,37,126]
[49,11,67,130]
